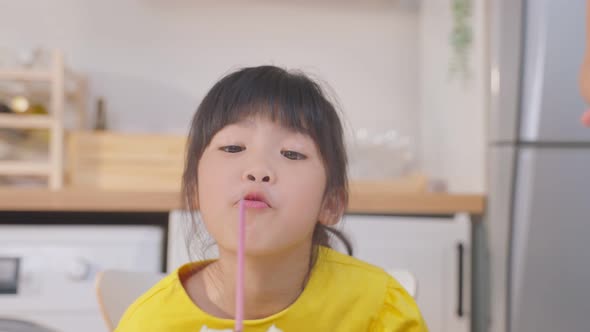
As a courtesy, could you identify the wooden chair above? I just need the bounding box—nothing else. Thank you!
[95,270,164,331]
[387,269,418,298]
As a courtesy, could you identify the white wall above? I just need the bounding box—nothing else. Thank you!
[0,0,486,193]
[419,0,487,193]
[0,0,420,136]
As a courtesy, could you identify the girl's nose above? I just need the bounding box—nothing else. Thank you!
[247,174,270,182]
[243,169,274,183]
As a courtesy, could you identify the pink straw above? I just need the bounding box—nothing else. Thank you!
[235,199,246,332]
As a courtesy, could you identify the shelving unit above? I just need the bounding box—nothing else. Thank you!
[0,50,87,190]
[0,69,51,81]
[0,114,53,128]
[0,161,50,176]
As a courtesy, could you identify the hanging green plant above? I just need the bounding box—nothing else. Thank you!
[450,0,473,80]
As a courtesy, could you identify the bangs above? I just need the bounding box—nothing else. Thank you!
[200,66,333,143]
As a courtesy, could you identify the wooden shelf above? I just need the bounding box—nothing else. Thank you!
[0,189,182,212]
[0,69,52,81]
[0,161,50,176]
[348,181,485,215]
[0,187,486,216]
[0,49,87,190]
[0,114,54,129]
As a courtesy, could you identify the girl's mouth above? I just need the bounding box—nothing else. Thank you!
[242,200,270,209]
[242,192,271,209]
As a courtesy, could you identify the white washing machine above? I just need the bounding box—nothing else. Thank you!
[0,225,163,332]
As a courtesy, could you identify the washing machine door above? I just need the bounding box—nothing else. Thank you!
[0,318,58,332]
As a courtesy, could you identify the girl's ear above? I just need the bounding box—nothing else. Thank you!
[318,190,345,226]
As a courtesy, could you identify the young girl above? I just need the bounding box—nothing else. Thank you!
[115,66,427,331]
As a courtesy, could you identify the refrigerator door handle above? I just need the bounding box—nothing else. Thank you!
[457,242,465,317]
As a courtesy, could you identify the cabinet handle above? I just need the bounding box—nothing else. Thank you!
[456,243,465,317]
[0,257,20,294]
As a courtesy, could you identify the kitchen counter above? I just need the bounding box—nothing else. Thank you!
[0,183,487,332]
[0,183,485,216]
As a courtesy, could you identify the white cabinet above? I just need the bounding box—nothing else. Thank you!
[340,214,471,332]
[167,210,205,271]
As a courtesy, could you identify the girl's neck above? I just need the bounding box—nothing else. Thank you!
[196,242,314,320]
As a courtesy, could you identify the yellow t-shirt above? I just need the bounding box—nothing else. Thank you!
[116,247,428,332]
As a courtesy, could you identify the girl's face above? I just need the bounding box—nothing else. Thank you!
[197,116,329,256]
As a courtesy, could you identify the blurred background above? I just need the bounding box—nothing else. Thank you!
[0,0,487,191]
[0,1,588,332]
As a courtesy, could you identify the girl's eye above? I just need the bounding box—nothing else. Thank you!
[220,145,244,153]
[281,150,307,160]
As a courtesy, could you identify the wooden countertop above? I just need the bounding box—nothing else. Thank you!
[0,184,485,216]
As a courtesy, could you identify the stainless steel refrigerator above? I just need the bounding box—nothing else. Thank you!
[486,0,590,332]
[488,0,590,331]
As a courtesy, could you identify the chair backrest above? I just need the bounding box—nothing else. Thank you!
[95,270,164,331]
[387,269,418,298]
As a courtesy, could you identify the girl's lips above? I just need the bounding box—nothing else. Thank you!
[242,199,270,209]
[242,191,272,208]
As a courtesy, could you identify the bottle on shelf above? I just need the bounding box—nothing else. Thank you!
[7,95,48,115]
[94,97,107,131]
[10,96,30,113]
[0,102,10,113]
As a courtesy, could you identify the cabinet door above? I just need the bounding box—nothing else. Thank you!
[168,210,192,271]
[167,210,216,271]
[340,214,470,332]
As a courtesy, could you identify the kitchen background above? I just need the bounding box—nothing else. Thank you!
[0,1,496,332]
[0,0,487,192]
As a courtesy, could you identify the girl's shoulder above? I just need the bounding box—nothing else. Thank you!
[316,246,397,284]
[318,246,387,271]
[368,276,429,331]
[315,247,428,331]
[115,261,208,331]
